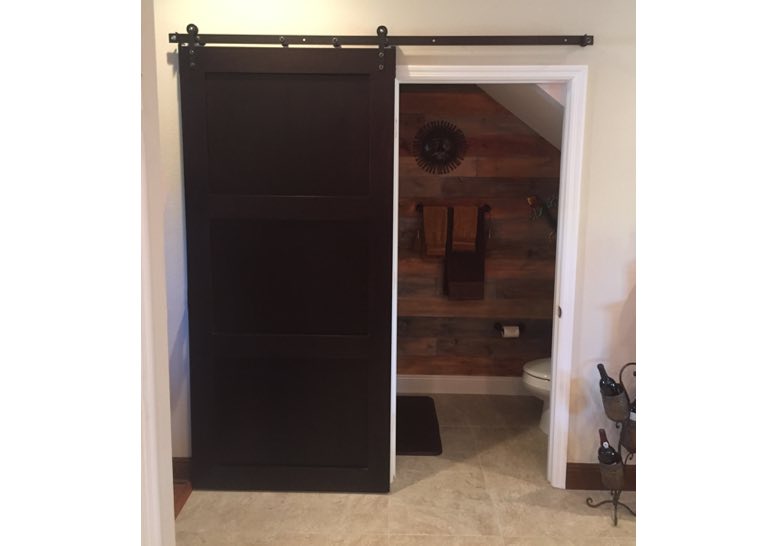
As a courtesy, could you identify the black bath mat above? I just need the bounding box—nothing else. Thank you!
[396,395,443,456]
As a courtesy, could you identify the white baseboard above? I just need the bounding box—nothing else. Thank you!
[397,374,528,396]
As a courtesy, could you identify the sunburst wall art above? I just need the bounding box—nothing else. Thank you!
[411,120,468,175]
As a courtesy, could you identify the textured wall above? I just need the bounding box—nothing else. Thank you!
[397,84,558,377]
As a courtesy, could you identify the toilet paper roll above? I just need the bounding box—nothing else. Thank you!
[500,325,520,338]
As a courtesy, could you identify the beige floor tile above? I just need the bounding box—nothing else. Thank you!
[473,427,550,504]
[504,537,635,545]
[575,537,636,546]
[176,490,389,542]
[174,395,636,545]
[391,535,505,545]
[388,498,500,536]
[493,488,635,539]
[430,394,477,427]
[473,427,548,478]
[176,529,228,546]
[503,538,568,546]
[178,531,389,546]
[250,533,389,546]
[175,490,280,536]
[394,453,480,481]
[391,462,489,507]
[474,396,543,429]
[431,395,542,429]
[392,426,485,499]
[397,426,480,469]
[241,492,388,536]
[389,424,499,536]
[439,425,483,456]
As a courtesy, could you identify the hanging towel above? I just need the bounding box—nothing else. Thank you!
[422,206,448,257]
[445,207,485,300]
[451,206,478,252]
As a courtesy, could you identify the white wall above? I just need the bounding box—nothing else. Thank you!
[149,0,635,464]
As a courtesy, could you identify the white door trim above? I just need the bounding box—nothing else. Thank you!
[391,64,588,489]
[142,134,176,544]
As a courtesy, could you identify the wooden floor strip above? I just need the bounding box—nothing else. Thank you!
[174,480,193,518]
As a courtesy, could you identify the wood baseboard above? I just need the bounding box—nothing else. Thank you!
[173,481,192,518]
[565,462,636,491]
[172,457,193,518]
[173,457,192,482]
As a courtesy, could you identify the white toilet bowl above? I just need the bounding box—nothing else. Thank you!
[522,357,552,434]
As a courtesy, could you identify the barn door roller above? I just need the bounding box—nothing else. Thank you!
[169,24,594,48]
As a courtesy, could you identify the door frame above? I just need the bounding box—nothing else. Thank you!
[391,64,588,489]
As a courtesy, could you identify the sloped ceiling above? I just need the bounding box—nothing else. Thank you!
[479,84,565,150]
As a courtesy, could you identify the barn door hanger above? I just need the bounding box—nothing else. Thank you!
[377,26,389,70]
[170,23,206,70]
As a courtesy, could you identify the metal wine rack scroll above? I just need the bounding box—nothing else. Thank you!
[586,362,636,526]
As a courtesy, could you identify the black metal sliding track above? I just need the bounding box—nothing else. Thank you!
[169,24,594,48]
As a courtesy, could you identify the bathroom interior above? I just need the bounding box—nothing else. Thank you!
[395,82,564,463]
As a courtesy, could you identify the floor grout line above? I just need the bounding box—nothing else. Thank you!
[472,426,506,540]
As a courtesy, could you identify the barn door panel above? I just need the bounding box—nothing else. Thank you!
[178,46,395,492]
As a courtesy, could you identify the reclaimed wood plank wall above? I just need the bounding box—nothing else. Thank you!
[397,84,561,377]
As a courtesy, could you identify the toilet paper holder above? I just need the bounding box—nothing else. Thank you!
[494,322,522,338]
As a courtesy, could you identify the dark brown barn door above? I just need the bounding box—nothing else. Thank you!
[178,46,395,492]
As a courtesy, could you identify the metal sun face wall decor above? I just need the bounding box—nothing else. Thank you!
[412,120,468,174]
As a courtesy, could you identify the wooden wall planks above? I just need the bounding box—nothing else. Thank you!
[397,84,560,377]
[397,297,554,320]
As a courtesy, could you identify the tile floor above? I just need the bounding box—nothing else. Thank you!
[176,394,636,545]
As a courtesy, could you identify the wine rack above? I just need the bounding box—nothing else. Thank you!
[586,362,636,526]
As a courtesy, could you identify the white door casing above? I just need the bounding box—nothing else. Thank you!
[391,64,588,488]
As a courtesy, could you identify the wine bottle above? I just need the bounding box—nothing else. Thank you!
[597,363,625,396]
[597,428,621,464]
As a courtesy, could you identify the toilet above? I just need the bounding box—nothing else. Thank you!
[522,357,552,434]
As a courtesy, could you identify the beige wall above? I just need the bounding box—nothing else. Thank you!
[148,0,635,463]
